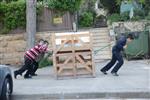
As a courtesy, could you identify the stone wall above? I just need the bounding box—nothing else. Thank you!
[0,32,51,65]
[111,21,150,33]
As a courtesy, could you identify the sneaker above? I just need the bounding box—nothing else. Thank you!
[14,71,17,79]
[14,71,22,79]
[111,72,119,76]
[31,73,38,76]
[24,75,32,79]
[100,70,107,75]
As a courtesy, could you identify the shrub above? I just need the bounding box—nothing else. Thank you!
[0,0,26,34]
[108,13,121,24]
[145,12,150,20]
[39,52,53,68]
[120,11,130,21]
[45,0,82,13]
[0,28,10,34]
[79,11,94,27]
[39,58,53,68]
[130,10,145,21]
[0,0,43,34]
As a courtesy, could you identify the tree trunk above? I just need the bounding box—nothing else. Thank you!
[26,0,37,49]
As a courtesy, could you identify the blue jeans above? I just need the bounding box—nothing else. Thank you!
[101,51,124,73]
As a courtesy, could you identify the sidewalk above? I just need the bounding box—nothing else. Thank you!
[11,60,150,99]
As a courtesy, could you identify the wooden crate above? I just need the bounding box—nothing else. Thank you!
[52,32,95,79]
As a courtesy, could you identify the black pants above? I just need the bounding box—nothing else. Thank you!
[101,51,124,73]
[31,61,39,75]
[15,57,33,77]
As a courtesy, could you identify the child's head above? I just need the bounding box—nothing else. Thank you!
[44,40,49,45]
[42,40,49,50]
[38,39,44,46]
[127,33,134,43]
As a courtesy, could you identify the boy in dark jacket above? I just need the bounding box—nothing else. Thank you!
[100,34,134,76]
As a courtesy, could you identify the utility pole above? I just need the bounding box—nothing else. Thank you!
[26,0,37,49]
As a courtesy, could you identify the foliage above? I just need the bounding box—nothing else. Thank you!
[80,0,96,13]
[0,0,18,3]
[100,0,119,14]
[45,0,82,13]
[145,12,150,20]
[0,0,43,34]
[128,9,145,21]
[37,1,44,16]
[144,0,150,16]
[115,0,145,5]
[39,58,53,68]
[39,53,53,68]
[79,11,94,27]
[0,0,26,34]
[0,27,10,34]
[108,9,146,24]
[108,13,121,24]
[120,11,130,21]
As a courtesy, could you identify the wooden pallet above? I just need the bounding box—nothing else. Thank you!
[52,32,95,79]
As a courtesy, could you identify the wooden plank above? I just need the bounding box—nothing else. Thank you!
[75,55,92,73]
[56,63,74,67]
[52,33,58,78]
[58,71,74,76]
[76,62,92,67]
[74,47,91,51]
[56,53,73,56]
[71,35,76,77]
[75,51,91,55]
[76,69,93,75]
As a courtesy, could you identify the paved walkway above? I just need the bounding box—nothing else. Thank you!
[11,60,150,99]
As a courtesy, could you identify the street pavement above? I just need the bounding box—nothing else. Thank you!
[10,60,150,99]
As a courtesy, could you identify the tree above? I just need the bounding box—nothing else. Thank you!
[26,0,37,49]
[100,0,119,14]
[0,0,18,3]
[144,0,150,15]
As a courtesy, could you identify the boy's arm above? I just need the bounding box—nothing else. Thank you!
[44,48,53,55]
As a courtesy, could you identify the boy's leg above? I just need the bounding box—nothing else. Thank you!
[31,61,39,75]
[111,53,124,73]
[14,57,31,78]
[24,67,33,78]
[101,53,117,72]
[24,60,34,78]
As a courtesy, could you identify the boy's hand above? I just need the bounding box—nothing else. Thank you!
[123,45,127,49]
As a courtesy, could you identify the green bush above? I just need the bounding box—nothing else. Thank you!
[108,10,147,24]
[45,0,82,12]
[39,58,53,68]
[0,28,10,34]
[39,52,53,68]
[0,0,26,34]
[120,11,130,21]
[79,11,94,27]
[130,10,145,21]
[0,0,43,34]
[146,12,150,20]
[108,13,121,24]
